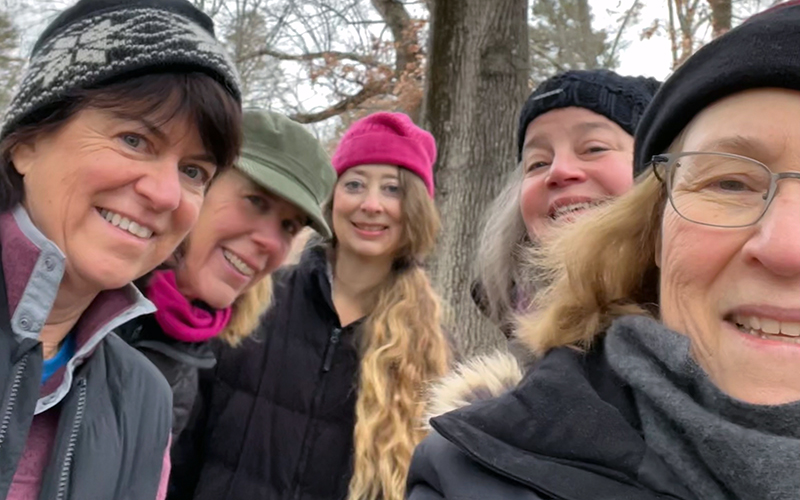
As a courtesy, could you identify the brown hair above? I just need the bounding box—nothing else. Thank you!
[0,72,242,212]
[324,169,452,500]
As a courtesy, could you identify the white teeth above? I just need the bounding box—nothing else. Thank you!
[223,249,255,276]
[760,318,780,335]
[551,201,599,219]
[354,223,386,231]
[98,209,154,239]
[733,315,800,341]
[781,322,800,337]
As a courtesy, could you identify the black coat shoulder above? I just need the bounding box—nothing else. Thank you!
[408,343,696,500]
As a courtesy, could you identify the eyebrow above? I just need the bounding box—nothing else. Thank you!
[348,168,399,180]
[109,110,216,163]
[572,121,616,135]
[698,135,774,160]
[522,121,617,153]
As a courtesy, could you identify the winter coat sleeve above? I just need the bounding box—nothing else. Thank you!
[139,347,200,438]
[406,431,546,500]
[167,363,214,500]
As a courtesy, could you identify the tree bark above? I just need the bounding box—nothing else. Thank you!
[422,0,529,357]
[707,0,731,39]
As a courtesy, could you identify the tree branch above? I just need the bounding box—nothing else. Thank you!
[238,48,379,67]
[371,0,414,73]
[604,0,640,68]
[290,82,386,123]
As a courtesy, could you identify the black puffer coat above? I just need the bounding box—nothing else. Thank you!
[169,246,363,500]
[407,342,697,500]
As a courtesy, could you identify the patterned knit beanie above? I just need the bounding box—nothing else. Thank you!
[518,69,660,173]
[331,112,436,197]
[1,0,241,139]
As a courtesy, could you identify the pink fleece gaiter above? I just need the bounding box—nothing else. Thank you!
[146,270,232,343]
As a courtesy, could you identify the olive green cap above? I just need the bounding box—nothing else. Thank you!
[235,109,335,238]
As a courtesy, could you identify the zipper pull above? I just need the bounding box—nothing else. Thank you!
[322,328,342,372]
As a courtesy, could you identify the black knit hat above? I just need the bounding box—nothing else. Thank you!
[1,0,241,139]
[635,2,800,172]
[517,69,660,168]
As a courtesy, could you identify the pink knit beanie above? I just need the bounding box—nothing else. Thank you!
[331,112,436,197]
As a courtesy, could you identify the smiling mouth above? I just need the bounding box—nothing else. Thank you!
[97,208,154,239]
[222,249,256,276]
[730,314,800,344]
[352,222,388,232]
[548,201,604,221]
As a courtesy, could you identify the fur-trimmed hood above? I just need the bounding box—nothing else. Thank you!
[424,350,525,428]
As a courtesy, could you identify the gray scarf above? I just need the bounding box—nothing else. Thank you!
[605,315,800,500]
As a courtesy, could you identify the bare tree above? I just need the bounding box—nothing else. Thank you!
[423,0,530,357]
[196,0,426,125]
[707,0,731,38]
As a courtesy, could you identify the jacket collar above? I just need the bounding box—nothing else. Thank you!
[430,342,696,500]
[0,205,155,413]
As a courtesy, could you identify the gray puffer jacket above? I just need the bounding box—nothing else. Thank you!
[0,207,171,499]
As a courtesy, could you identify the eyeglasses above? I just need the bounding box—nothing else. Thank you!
[649,152,800,228]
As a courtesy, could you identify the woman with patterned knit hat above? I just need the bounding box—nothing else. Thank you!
[0,0,241,498]
[169,112,452,500]
[473,69,660,340]
[117,108,336,440]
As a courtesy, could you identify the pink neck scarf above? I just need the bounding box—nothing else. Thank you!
[146,270,232,343]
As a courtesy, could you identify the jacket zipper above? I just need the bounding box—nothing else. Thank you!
[322,327,341,372]
[0,354,29,448]
[291,327,342,499]
[56,378,87,500]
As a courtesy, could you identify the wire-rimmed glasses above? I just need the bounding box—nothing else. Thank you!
[649,152,800,228]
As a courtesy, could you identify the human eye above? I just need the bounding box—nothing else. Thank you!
[343,179,364,192]
[525,161,550,174]
[119,133,148,151]
[179,164,213,188]
[383,183,402,196]
[584,144,610,154]
[246,194,270,212]
[282,219,301,236]
[678,156,768,195]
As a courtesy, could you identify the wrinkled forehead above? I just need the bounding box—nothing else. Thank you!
[678,89,800,162]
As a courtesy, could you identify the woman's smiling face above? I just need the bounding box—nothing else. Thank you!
[658,88,800,405]
[12,106,215,294]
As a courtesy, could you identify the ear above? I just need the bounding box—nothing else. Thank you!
[9,142,36,176]
[654,226,662,268]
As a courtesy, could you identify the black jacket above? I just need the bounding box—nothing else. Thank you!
[406,342,698,500]
[117,314,216,438]
[169,246,363,500]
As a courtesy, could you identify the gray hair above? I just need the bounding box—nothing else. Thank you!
[473,163,533,334]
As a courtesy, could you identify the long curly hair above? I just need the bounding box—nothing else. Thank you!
[325,169,452,500]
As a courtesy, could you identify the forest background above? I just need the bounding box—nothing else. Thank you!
[0,0,780,356]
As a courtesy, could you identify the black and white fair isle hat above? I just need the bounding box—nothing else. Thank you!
[1,0,241,139]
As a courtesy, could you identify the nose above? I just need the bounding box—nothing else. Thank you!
[135,159,182,212]
[359,189,384,214]
[742,184,800,277]
[546,152,587,189]
[251,218,287,267]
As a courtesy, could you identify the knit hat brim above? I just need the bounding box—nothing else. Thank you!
[236,155,332,239]
[332,133,435,197]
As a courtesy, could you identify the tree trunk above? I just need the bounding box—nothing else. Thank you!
[707,0,731,39]
[422,0,529,357]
